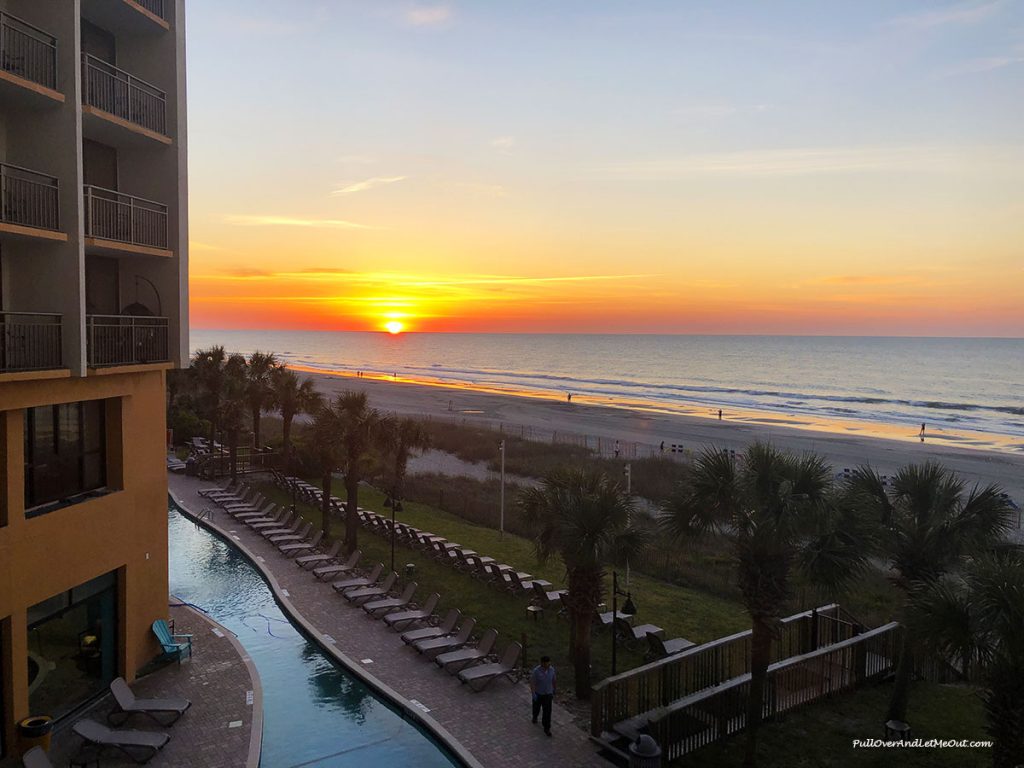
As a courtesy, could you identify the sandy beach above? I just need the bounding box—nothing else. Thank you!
[298,369,1024,505]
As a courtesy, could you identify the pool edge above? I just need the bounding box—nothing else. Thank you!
[169,488,484,768]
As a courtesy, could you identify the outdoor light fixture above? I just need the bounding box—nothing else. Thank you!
[611,569,637,676]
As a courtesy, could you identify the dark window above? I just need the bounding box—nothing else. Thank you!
[24,401,107,513]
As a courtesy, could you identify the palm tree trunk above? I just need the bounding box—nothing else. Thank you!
[743,615,773,768]
[887,630,915,722]
[566,569,598,699]
[282,413,293,468]
[321,471,333,538]
[229,432,238,481]
[345,475,359,555]
[251,407,262,449]
[986,657,1024,768]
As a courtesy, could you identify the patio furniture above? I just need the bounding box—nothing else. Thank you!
[344,572,397,605]
[279,529,324,556]
[383,593,440,630]
[332,563,383,594]
[458,642,523,691]
[72,719,170,764]
[21,747,53,768]
[532,581,567,605]
[269,521,312,544]
[109,677,192,726]
[645,632,695,660]
[435,628,498,673]
[413,618,477,659]
[249,510,294,531]
[402,609,460,644]
[295,540,342,569]
[615,616,664,645]
[363,582,418,617]
[313,549,362,580]
[151,620,191,664]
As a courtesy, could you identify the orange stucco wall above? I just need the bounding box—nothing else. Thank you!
[0,368,169,752]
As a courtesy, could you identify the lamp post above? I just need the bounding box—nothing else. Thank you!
[624,463,632,590]
[498,439,506,539]
[610,570,637,677]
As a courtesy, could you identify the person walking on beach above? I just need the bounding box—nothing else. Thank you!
[567,392,572,403]
[920,423,926,442]
[718,409,722,420]
[530,655,556,736]
[659,440,665,453]
[614,439,620,458]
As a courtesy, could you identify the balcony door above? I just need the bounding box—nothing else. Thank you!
[83,140,118,191]
[81,20,116,65]
[85,257,119,316]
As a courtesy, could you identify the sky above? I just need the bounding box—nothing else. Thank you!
[186,1,1024,336]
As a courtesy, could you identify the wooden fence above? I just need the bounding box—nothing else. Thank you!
[646,621,901,760]
[197,447,278,479]
[590,604,862,738]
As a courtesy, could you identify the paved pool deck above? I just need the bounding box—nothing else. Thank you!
[2,602,261,768]
[170,472,610,768]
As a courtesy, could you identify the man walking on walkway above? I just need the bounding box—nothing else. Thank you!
[530,655,556,736]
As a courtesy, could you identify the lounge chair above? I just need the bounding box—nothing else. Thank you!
[109,677,192,726]
[72,719,170,764]
[21,746,52,768]
[151,620,191,664]
[532,581,567,605]
[458,642,523,691]
[363,582,417,617]
[435,628,498,673]
[250,510,294,531]
[645,632,695,660]
[614,616,664,645]
[401,608,460,644]
[198,480,240,500]
[384,593,440,630]
[260,517,302,539]
[332,563,383,594]
[313,549,362,580]
[595,608,633,628]
[344,572,397,605]
[280,529,324,556]
[414,617,477,659]
[296,540,343,569]
[234,502,279,521]
[220,492,262,512]
[269,520,312,544]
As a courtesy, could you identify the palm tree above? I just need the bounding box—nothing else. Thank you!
[842,462,1013,724]
[913,549,1024,767]
[244,351,278,450]
[219,353,249,480]
[382,417,431,507]
[272,367,320,468]
[309,402,345,539]
[322,391,385,554]
[518,468,647,699]
[661,443,869,767]
[191,346,227,444]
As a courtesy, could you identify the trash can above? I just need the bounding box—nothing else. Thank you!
[18,716,53,755]
[405,563,417,578]
[628,734,662,768]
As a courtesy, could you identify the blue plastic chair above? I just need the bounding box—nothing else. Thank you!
[152,619,192,664]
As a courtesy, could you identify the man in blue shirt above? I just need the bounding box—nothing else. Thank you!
[530,655,556,736]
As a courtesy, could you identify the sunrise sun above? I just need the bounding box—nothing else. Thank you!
[385,320,404,335]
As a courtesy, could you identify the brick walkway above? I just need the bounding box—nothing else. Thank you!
[2,603,260,768]
[170,473,610,768]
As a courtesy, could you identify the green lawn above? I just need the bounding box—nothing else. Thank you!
[681,681,990,768]
[255,478,748,683]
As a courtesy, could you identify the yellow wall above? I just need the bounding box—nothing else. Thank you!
[0,368,169,752]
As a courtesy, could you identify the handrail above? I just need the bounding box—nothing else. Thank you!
[1,162,60,231]
[0,11,58,90]
[86,314,169,367]
[133,0,166,20]
[0,311,63,372]
[83,184,168,250]
[81,53,167,135]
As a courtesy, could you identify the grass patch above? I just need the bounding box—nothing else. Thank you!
[681,681,989,768]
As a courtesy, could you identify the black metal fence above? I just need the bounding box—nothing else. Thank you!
[84,185,168,250]
[86,314,169,367]
[1,163,59,231]
[134,0,166,20]
[0,312,62,372]
[0,12,57,90]
[82,53,167,135]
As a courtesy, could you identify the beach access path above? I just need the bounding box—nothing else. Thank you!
[303,370,1024,505]
[170,473,609,768]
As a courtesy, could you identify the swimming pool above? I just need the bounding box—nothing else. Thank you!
[167,505,459,768]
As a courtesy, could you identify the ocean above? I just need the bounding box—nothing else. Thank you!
[190,331,1024,452]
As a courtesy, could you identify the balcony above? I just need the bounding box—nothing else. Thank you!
[81,0,170,35]
[0,312,63,374]
[1,163,65,241]
[87,314,169,368]
[81,53,169,143]
[0,12,61,103]
[84,185,170,256]
[134,0,167,20]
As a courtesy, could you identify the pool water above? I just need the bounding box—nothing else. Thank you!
[167,506,459,768]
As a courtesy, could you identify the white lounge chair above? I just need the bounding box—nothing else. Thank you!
[458,642,523,691]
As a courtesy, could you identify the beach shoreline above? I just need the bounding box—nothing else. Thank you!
[294,366,1024,504]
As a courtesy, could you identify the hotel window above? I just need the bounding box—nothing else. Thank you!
[24,401,107,514]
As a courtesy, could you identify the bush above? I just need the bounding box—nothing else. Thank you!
[169,408,209,445]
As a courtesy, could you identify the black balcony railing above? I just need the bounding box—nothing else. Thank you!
[87,314,169,367]
[134,0,166,20]
[0,312,63,372]
[0,12,57,90]
[81,53,167,135]
[1,163,60,232]
[84,185,168,250]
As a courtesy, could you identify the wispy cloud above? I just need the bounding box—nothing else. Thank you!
[597,145,1024,179]
[225,215,373,230]
[331,176,407,195]
[947,55,1024,74]
[489,136,517,153]
[404,3,453,27]
[887,0,1004,28]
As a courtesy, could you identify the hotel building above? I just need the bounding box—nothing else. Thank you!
[0,0,187,755]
